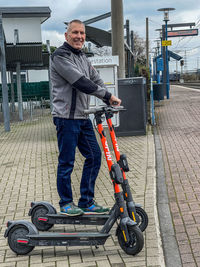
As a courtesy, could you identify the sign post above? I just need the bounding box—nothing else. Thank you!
[90,55,119,126]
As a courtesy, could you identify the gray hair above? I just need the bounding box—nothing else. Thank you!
[67,19,85,33]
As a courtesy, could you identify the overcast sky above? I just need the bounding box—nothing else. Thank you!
[0,0,200,72]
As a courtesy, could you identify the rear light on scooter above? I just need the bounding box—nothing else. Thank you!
[38,217,48,222]
[7,221,12,227]
[17,239,29,244]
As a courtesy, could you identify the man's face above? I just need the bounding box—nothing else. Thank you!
[65,22,86,50]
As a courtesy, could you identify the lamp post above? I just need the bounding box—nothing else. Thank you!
[157,8,175,99]
[156,29,163,84]
[154,39,161,83]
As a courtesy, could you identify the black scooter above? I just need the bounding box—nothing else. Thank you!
[4,106,144,256]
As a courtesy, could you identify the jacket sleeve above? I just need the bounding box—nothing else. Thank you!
[52,54,111,101]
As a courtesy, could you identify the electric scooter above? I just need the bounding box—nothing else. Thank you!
[5,106,144,256]
[27,106,148,232]
[105,107,148,232]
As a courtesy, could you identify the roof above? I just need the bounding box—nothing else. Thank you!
[0,7,51,70]
[0,6,51,23]
[85,25,111,47]
[5,42,50,71]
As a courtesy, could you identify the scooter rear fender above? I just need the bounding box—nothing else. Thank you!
[4,220,38,238]
[28,201,57,216]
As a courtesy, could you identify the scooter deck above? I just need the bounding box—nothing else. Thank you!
[20,232,110,246]
[38,213,110,225]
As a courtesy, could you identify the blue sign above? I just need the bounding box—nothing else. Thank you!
[156,58,164,71]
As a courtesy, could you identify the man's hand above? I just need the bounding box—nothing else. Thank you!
[109,95,121,106]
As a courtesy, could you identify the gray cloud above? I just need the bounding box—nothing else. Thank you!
[1,0,200,70]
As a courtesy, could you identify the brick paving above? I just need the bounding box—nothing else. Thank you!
[155,85,200,267]
[0,113,164,266]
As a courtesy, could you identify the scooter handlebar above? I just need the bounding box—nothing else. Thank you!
[84,105,126,115]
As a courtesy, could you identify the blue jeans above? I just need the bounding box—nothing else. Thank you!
[53,117,101,208]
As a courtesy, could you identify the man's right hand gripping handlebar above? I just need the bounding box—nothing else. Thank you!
[109,95,121,106]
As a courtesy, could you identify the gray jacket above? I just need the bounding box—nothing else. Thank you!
[50,42,111,119]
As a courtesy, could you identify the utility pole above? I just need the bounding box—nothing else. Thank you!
[16,62,23,121]
[111,0,125,78]
[0,13,10,131]
[10,71,15,112]
[184,50,187,74]
[158,8,175,99]
[126,19,130,77]
[14,28,23,121]
[46,40,53,111]
[146,17,149,68]
[130,30,134,77]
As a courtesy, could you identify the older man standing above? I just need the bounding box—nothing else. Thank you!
[50,19,121,216]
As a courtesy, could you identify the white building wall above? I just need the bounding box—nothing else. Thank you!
[0,70,48,83]
[2,17,42,43]
[27,70,48,82]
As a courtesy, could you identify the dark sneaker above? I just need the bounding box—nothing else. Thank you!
[81,202,109,215]
[60,202,84,216]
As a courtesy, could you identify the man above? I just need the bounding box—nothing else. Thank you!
[50,19,121,216]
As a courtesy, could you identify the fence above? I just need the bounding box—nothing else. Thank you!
[0,81,50,101]
[0,81,50,122]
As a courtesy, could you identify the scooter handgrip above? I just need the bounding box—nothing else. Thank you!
[83,108,98,115]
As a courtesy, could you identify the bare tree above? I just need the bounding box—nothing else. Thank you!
[90,43,112,56]
[132,32,146,65]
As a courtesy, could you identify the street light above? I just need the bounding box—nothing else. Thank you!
[155,29,164,84]
[157,8,175,99]
[154,39,161,83]
[155,28,162,52]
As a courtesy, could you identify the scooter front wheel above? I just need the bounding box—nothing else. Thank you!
[117,225,144,255]
[8,225,34,255]
[135,206,148,232]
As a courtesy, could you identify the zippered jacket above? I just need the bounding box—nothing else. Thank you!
[50,42,111,119]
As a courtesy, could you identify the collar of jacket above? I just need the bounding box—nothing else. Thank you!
[63,42,83,55]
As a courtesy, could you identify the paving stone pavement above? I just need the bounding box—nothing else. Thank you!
[155,85,200,267]
[0,114,164,266]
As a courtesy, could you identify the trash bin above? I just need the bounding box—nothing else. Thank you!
[115,77,147,136]
[153,83,164,101]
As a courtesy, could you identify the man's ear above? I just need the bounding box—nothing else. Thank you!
[64,32,68,41]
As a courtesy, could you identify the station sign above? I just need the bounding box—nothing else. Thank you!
[162,40,172,46]
[167,29,198,38]
[90,56,119,66]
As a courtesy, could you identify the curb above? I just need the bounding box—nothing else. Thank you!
[154,126,182,267]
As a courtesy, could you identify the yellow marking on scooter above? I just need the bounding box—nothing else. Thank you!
[122,230,127,242]
[132,212,136,222]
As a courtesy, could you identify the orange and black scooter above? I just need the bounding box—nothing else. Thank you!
[5,106,144,256]
[104,106,148,232]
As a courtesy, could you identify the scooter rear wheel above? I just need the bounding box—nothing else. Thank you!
[135,206,148,232]
[117,225,144,255]
[31,205,54,231]
[8,225,34,255]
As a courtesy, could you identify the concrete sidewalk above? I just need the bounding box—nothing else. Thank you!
[155,85,200,267]
[0,114,164,267]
